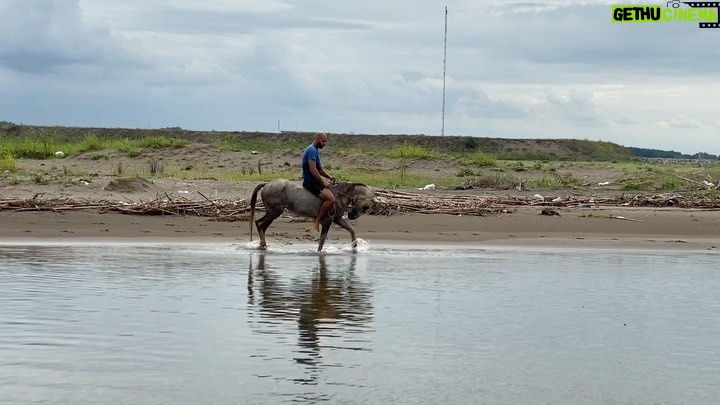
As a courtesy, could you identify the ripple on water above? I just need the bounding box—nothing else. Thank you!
[1,244,719,404]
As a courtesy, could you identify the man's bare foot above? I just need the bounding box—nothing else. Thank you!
[313,219,321,232]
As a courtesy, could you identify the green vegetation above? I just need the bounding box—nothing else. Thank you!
[1,125,719,193]
[463,137,478,150]
[465,152,497,167]
[379,145,441,160]
[0,147,16,172]
[31,171,45,183]
[137,136,186,149]
[457,173,521,190]
[0,132,187,160]
[620,178,653,191]
[62,166,90,177]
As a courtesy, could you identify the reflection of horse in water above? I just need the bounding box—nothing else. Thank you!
[247,253,373,382]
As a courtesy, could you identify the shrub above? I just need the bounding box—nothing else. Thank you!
[456,168,475,177]
[463,137,477,150]
[621,178,652,191]
[385,145,440,160]
[138,136,187,149]
[468,152,497,167]
[78,133,103,152]
[0,147,16,171]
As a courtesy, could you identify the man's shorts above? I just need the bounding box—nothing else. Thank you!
[303,181,324,197]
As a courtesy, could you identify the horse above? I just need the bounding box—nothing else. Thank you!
[249,179,376,252]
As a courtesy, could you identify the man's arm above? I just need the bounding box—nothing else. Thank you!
[317,165,334,182]
[308,160,331,185]
[309,160,335,184]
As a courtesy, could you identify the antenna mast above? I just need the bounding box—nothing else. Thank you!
[441,6,448,136]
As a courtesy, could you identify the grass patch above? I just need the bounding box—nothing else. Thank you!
[456,167,476,177]
[659,176,684,190]
[0,147,16,171]
[466,152,497,167]
[379,145,440,160]
[458,173,520,190]
[148,157,165,175]
[0,133,188,160]
[2,136,59,159]
[620,178,654,191]
[533,176,559,188]
[77,133,104,153]
[31,171,45,184]
[531,173,584,189]
[62,166,90,177]
[138,136,187,149]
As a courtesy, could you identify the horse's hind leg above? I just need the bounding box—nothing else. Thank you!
[255,211,282,249]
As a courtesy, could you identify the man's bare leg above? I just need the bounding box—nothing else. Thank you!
[313,188,336,231]
[313,200,333,231]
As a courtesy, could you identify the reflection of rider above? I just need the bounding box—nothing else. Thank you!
[302,132,336,232]
[247,253,372,380]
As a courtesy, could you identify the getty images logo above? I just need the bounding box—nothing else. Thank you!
[612,1,720,28]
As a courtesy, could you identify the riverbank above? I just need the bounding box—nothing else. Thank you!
[1,205,717,251]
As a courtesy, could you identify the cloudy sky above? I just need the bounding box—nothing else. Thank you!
[1,0,718,154]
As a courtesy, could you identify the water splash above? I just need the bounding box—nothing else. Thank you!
[352,238,370,252]
[240,240,263,250]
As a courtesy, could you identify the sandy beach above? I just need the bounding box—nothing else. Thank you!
[1,198,718,251]
[1,141,718,251]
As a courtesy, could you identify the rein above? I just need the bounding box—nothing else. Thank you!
[330,184,359,206]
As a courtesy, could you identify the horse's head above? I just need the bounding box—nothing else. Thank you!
[339,183,375,220]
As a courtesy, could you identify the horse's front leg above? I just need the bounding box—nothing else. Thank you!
[333,217,357,252]
[317,220,332,252]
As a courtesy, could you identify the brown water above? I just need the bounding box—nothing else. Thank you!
[1,242,719,404]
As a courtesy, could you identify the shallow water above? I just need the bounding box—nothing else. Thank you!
[1,242,719,404]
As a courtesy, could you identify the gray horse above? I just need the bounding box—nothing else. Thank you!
[249,179,375,251]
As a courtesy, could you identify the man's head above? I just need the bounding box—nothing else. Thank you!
[313,132,328,149]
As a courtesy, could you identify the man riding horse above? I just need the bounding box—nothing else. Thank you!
[249,131,376,251]
[302,132,336,232]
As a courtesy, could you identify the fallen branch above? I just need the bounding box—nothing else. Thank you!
[609,215,645,223]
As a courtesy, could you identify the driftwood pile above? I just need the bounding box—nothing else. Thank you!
[1,189,719,220]
[0,195,251,221]
[369,190,720,216]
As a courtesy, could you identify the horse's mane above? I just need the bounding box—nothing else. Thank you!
[335,181,369,194]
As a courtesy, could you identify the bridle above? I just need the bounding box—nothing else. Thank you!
[330,184,360,207]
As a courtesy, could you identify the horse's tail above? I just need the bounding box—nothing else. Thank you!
[249,183,266,242]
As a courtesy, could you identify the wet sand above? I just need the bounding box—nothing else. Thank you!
[1,206,718,251]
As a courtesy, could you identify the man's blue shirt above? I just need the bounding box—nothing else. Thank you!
[302,143,322,186]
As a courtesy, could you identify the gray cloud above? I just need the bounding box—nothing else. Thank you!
[1,0,719,154]
[0,0,145,73]
[656,115,703,129]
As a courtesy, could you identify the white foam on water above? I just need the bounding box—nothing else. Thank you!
[352,238,370,252]
[240,240,263,250]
